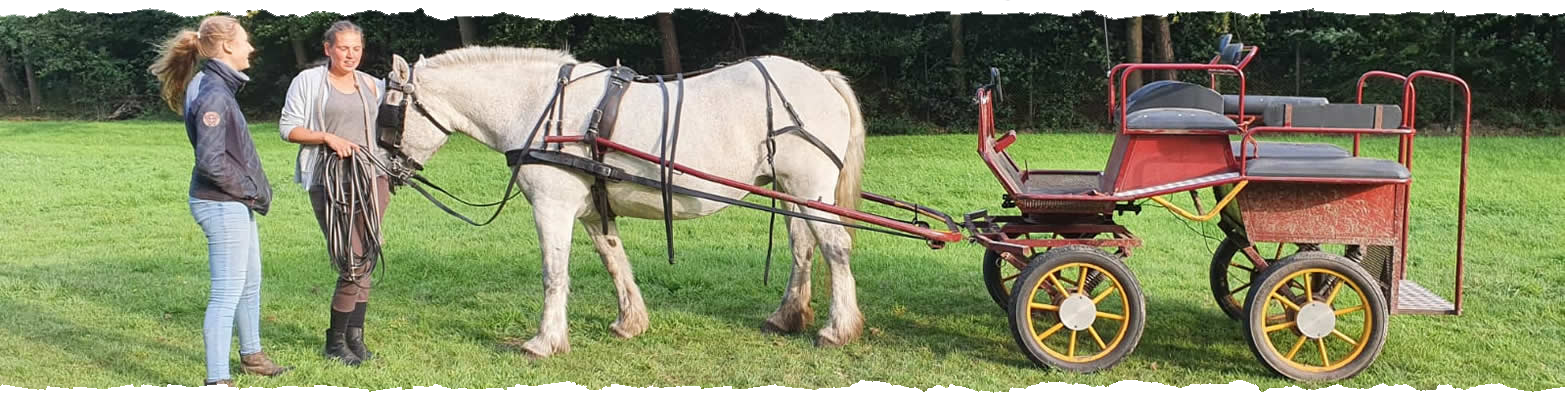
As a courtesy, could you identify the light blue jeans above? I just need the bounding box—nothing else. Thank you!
[189,197,264,382]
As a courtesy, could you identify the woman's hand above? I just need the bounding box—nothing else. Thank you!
[323,133,361,158]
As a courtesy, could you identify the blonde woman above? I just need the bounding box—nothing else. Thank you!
[148,15,290,386]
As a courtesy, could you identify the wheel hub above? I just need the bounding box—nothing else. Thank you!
[1296,301,1337,339]
[1059,294,1097,331]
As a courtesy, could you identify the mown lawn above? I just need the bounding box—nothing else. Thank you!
[1,121,1561,391]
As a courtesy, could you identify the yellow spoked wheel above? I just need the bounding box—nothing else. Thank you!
[1243,251,1388,382]
[1007,245,1145,373]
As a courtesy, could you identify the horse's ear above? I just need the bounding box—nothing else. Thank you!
[390,54,410,84]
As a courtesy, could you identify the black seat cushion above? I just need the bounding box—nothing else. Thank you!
[1221,95,1329,115]
[1246,157,1410,180]
[1126,108,1239,131]
[1125,80,1224,115]
[1230,141,1350,158]
[1022,173,1099,195]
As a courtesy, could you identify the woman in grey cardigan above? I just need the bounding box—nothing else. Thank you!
[278,20,388,367]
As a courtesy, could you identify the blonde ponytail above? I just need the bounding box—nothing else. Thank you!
[147,15,243,115]
[149,30,202,115]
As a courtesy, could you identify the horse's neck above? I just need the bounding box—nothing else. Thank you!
[432,62,611,153]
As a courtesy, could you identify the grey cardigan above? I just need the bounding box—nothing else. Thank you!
[278,65,388,190]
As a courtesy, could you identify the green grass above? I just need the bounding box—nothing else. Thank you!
[1,121,1562,391]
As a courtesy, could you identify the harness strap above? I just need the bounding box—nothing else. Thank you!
[748,59,845,169]
[582,66,635,234]
[548,64,576,151]
[587,67,639,141]
[510,150,926,241]
[648,73,687,264]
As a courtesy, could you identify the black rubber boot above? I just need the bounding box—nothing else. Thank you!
[323,309,362,366]
[345,302,373,361]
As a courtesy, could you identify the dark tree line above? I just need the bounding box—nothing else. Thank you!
[2,9,1561,134]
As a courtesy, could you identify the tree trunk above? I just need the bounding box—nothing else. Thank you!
[22,50,40,106]
[1294,41,1301,96]
[655,12,681,74]
[1156,15,1175,81]
[0,52,21,105]
[1554,15,1565,109]
[291,37,309,68]
[458,16,477,46]
[729,14,747,56]
[950,14,965,66]
[1125,16,1143,93]
[950,13,964,89]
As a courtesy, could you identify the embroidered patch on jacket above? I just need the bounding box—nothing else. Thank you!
[202,112,221,127]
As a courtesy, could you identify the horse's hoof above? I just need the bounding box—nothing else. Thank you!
[611,316,648,339]
[761,307,813,334]
[760,319,793,335]
[814,331,846,348]
[521,336,568,359]
[815,327,859,348]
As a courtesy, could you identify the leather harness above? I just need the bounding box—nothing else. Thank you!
[380,57,850,270]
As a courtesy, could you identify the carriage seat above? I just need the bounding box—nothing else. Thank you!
[1123,80,1238,131]
[1123,81,1352,158]
[1244,157,1410,180]
[1231,141,1350,158]
[1235,101,1408,180]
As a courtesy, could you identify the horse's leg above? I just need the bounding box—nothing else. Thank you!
[761,206,816,334]
[803,209,862,347]
[581,216,649,338]
[519,169,592,359]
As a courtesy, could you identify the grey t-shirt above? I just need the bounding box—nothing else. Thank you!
[317,83,387,180]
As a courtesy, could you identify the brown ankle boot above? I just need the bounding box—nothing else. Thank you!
[240,351,291,377]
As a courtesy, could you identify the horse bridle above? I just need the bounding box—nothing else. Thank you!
[375,64,458,183]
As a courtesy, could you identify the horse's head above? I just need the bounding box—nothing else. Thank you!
[377,54,455,183]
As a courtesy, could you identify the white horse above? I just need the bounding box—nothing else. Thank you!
[377,47,868,358]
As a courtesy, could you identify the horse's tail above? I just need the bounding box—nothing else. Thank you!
[822,69,866,239]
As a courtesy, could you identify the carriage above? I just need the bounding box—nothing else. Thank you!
[962,34,1472,381]
[373,33,1470,383]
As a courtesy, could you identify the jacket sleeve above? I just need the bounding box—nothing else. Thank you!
[191,96,248,198]
[278,72,310,141]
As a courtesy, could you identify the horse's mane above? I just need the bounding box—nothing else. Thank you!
[418,46,581,70]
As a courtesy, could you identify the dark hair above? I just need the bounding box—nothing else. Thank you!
[323,20,363,46]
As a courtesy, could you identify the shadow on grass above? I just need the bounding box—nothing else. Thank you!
[0,297,202,386]
[0,257,335,387]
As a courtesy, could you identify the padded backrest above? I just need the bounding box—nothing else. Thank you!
[1221,95,1329,116]
[1261,104,1403,129]
[1125,80,1224,115]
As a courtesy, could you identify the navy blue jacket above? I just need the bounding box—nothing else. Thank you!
[184,60,272,215]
